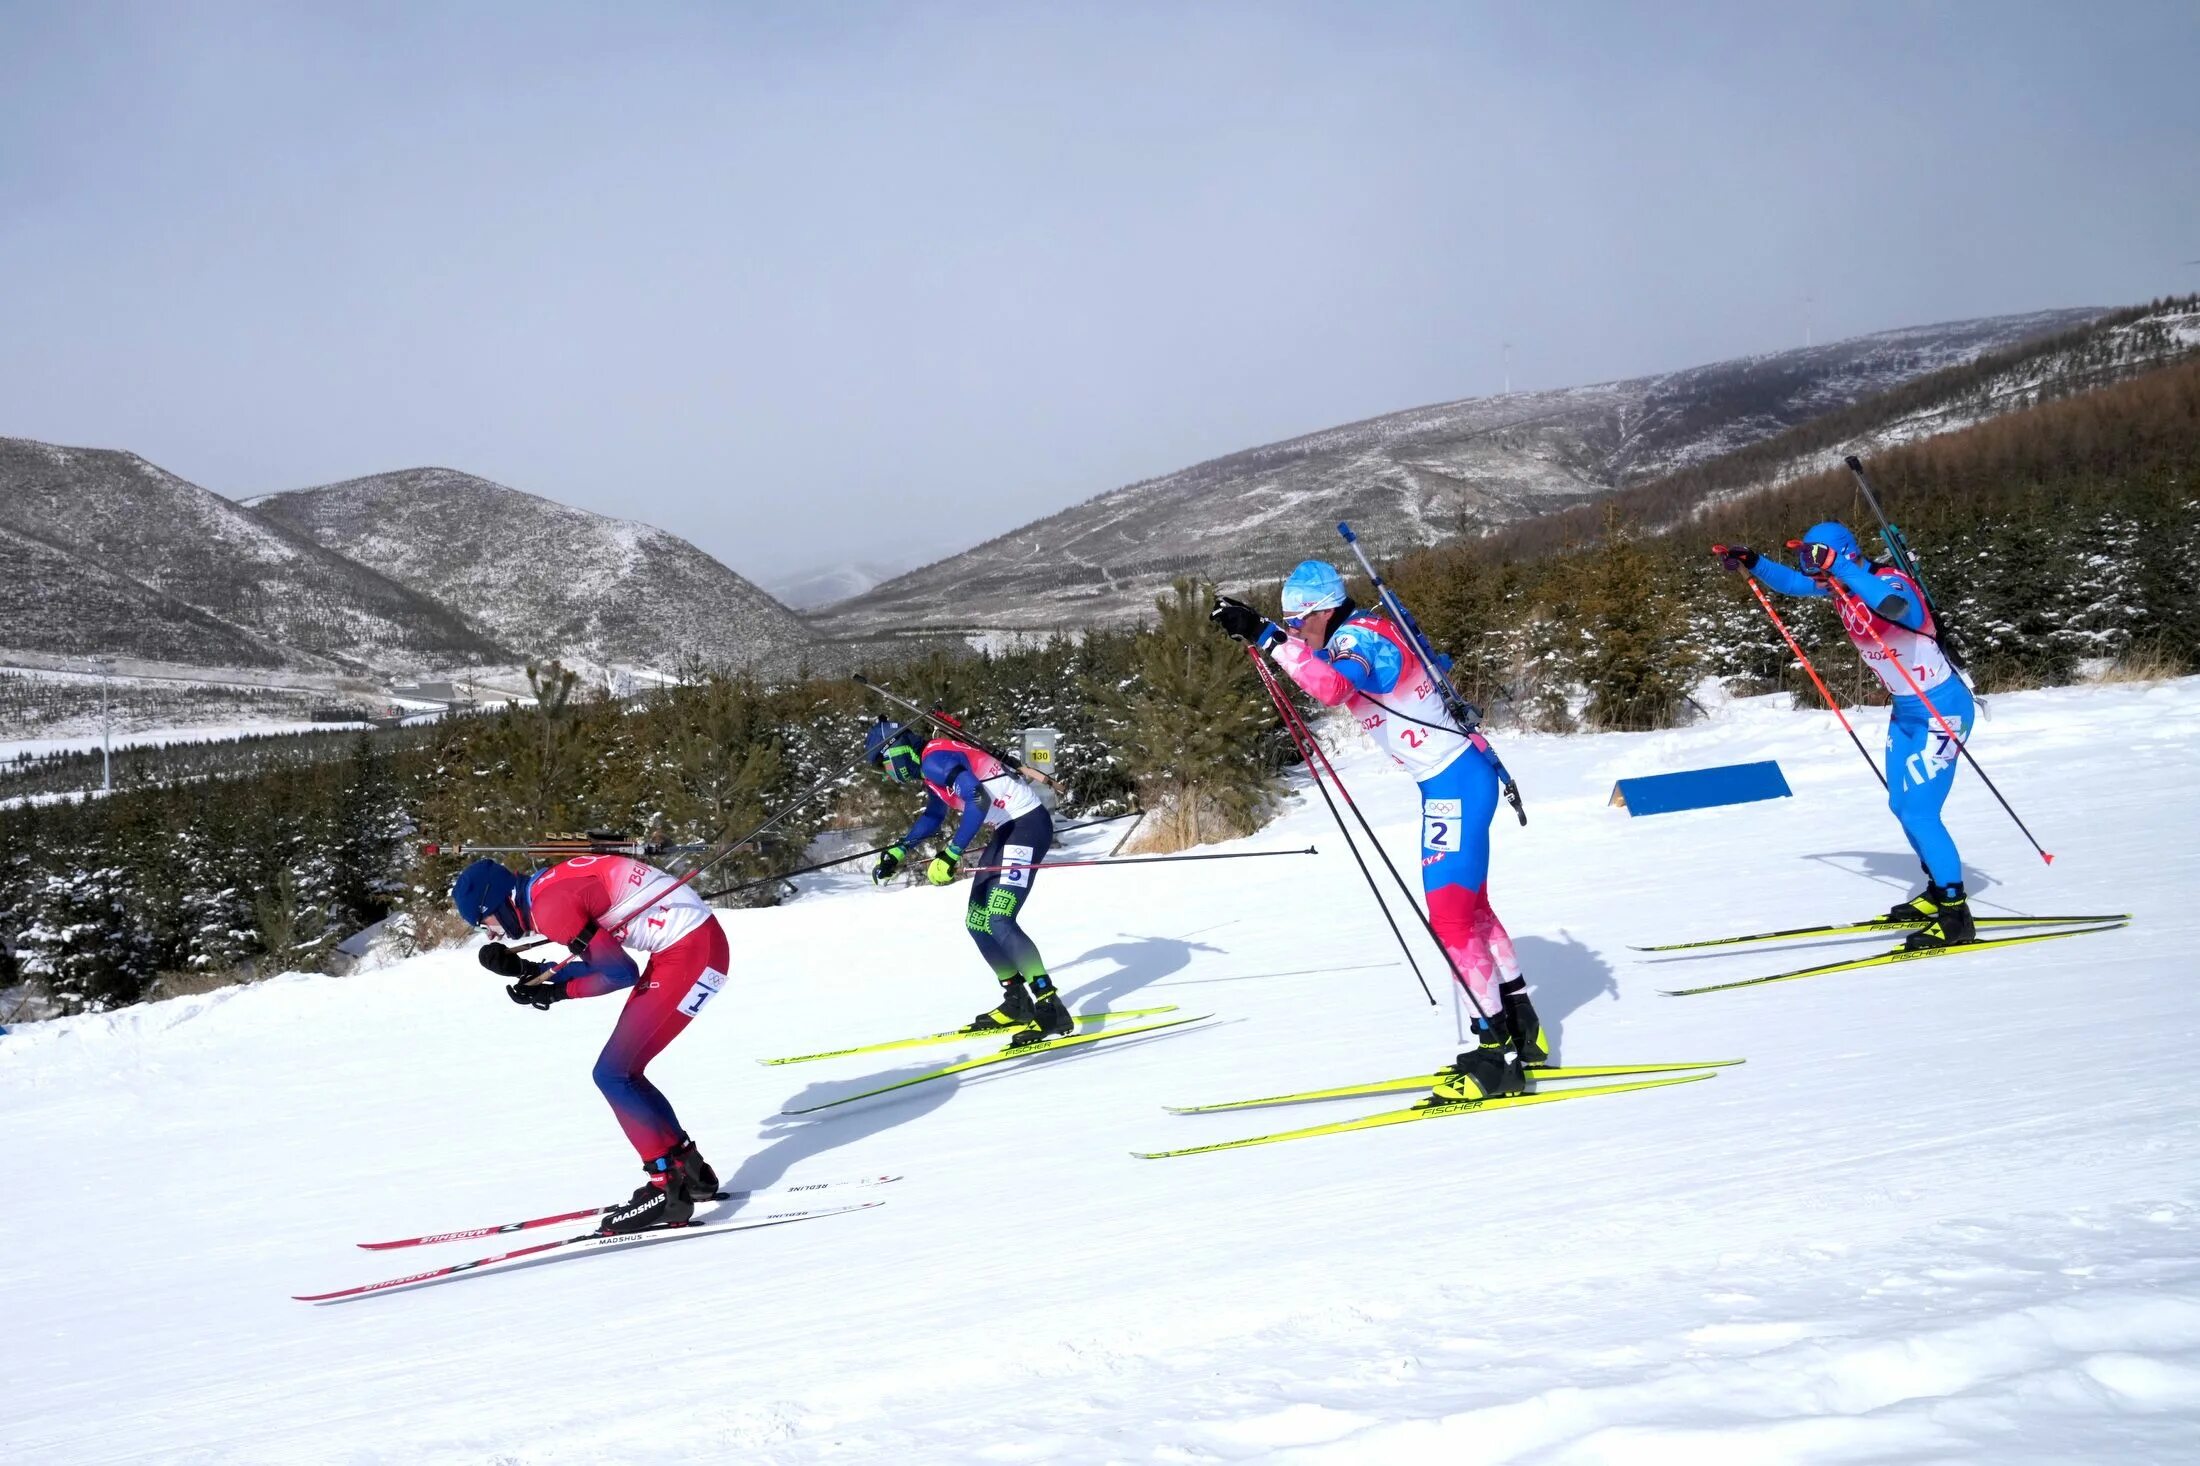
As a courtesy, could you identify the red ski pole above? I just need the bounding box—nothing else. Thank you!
[1828,585,2054,866]
[1739,573,1888,792]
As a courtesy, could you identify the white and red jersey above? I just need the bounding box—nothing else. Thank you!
[1273,613,1472,781]
[1839,568,1957,700]
[527,854,713,954]
[922,737,1043,830]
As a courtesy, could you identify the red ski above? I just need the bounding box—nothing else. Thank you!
[300,1200,881,1303]
[358,1174,899,1250]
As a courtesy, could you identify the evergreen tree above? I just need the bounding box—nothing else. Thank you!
[1092,580,1279,850]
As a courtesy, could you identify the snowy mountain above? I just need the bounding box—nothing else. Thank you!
[252,468,820,679]
[3,676,2192,1458]
[812,308,2101,643]
[0,437,508,673]
[762,560,911,611]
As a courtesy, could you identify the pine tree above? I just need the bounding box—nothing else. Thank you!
[1092,580,1279,851]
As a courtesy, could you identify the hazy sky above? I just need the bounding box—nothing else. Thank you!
[3,3,2194,588]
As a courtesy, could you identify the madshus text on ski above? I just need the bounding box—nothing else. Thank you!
[301,473,2126,1298]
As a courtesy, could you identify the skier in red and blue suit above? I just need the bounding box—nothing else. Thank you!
[1716,522,1977,947]
[865,717,1071,1046]
[453,853,729,1232]
[1213,562,1545,1102]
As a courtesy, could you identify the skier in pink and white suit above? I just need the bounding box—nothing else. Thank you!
[1213,560,1545,1100]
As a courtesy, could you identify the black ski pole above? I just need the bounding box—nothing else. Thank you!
[699,810,1142,901]
[1256,650,1508,1021]
[962,846,1318,875]
[1249,649,1438,1007]
[1844,455,1968,674]
[1336,522,1525,825]
[851,673,1059,787]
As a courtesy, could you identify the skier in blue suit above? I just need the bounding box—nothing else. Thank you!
[1715,522,1977,946]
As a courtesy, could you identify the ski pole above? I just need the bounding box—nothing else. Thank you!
[697,810,1143,900]
[1845,455,1969,675]
[553,750,874,954]
[961,846,1318,875]
[1258,655,1501,1022]
[1337,522,1525,825]
[1249,649,1439,1008]
[1737,571,1888,791]
[852,673,1059,787]
[1828,585,2054,865]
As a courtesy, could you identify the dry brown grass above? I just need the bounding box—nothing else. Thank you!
[2094,636,2191,684]
[1119,788,1265,855]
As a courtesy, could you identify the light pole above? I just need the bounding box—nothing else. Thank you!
[96,657,113,793]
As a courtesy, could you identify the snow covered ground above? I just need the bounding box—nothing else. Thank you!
[4,679,2197,1463]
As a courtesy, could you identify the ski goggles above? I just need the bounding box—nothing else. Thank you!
[880,744,922,784]
[1787,538,1838,573]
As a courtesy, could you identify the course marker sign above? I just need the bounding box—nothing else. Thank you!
[1611,760,1791,817]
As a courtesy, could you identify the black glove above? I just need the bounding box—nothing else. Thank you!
[479,942,549,980]
[871,843,907,885]
[506,975,569,1009]
[1711,544,1759,573]
[1210,595,1282,649]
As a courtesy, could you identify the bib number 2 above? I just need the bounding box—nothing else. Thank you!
[1422,798,1461,852]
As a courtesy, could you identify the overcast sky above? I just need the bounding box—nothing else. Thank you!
[3,3,2194,588]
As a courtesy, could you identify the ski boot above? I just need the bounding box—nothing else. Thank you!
[599,1147,701,1235]
[969,976,1037,1032]
[1500,977,1547,1066]
[1882,889,1940,924]
[1008,975,1076,1049]
[1431,1017,1527,1102]
[1903,882,1975,949]
[669,1136,719,1203]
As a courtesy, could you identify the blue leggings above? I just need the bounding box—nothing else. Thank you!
[1885,682,1974,889]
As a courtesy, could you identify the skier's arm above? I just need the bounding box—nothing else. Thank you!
[1318,623,1404,695]
[557,930,641,998]
[901,789,949,848]
[1835,563,1925,630]
[1271,638,1359,705]
[942,766,988,854]
[1746,556,1829,600]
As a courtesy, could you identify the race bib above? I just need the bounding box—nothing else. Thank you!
[1422,798,1462,852]
[677,966,726,1018]
[1000,844,1034,890]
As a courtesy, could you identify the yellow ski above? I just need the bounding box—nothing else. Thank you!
[1135,1072,1716,1158]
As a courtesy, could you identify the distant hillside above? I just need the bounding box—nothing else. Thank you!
[811,308,2101,642]
[0,438,509,672]
[1480,296,2200,561]
[251,469,819,678]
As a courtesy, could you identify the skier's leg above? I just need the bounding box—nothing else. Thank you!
[590,920,730,1233]
[1419,755,1514,1017]
[974,810,1072,1044]
[591,922,729,1162]
[1887,684,1976,946]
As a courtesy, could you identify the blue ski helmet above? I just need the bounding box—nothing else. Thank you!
[1280,560,1349,622]
[864,717,924,784]
[1792,521,1863,575]
[452,858,525,936]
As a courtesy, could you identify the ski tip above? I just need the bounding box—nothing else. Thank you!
[2042,852,2056,865]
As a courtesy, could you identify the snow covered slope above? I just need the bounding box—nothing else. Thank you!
[251,468,821,679]
[0,437,508,673]
[813,309,2099,642]
[5,678,2197,1462]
